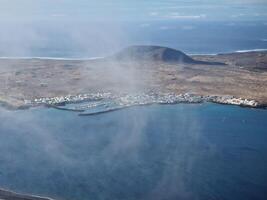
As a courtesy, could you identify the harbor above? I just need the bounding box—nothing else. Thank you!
[23,92,260,115]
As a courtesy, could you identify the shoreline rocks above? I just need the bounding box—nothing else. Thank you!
[0,188,54,200]
[21,92,263,112]
[0,92,265,112]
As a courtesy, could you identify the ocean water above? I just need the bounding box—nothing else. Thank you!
[0,103,267,200]
[0,20,267,58]
[0,19,267,200]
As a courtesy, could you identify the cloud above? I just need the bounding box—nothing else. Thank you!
[140,23,151,28]
[50,13,66,18]
[165,14,207,20]
[159,26,173,30]
[181,25,195,30]
[226,22,236,26]
[231,13,245,18]
[149,12,159,16]
[253,13,267,16]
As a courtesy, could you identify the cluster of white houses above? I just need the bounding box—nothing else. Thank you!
[25,92,259,108]
[28,92,112,105]
[211,96,259,107]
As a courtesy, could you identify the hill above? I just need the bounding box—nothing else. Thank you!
[112,45,225,65]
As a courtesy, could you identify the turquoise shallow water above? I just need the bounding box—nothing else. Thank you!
[0,103,267,200]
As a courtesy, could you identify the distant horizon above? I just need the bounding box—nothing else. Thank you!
[0,47,267,60]
[1,0,267,22]
[0,1,266,57]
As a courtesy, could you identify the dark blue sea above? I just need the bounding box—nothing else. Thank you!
[0,20,267,58]
[0,19,267,200]
[0,103,267,200]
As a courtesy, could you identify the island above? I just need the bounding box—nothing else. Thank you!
[0,45,266,110]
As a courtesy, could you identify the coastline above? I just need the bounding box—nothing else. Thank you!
[0,93,266,114]
[1,48,266,60]
[0,56,104,61]
[0,48,266,113]
[0,188,54,200]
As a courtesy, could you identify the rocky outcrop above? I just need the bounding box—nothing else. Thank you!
[112,45,225,65]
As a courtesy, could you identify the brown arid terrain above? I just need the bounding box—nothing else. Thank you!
[0,45,266,109]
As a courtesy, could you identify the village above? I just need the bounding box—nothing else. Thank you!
[25,92,259,112]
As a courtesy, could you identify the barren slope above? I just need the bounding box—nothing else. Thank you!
[0,46,266,108]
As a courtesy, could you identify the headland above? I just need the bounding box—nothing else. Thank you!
[0,45,266,110]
